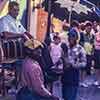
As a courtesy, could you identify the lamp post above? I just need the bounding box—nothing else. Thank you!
[68,2,75,25]
[68,0,80,25]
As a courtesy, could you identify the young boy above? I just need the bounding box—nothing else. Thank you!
[62,29,87,100]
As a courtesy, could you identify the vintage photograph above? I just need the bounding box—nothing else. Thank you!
[0,0,100,100]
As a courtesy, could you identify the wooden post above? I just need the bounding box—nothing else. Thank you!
[27,0,32,32]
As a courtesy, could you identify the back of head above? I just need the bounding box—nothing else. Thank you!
[80,23,85,31]
[24,46,41,58]
[24,39,43,60]
[53,35,60,40]
[85,21,92,27]
[61,43,68,56]
[63,25,69,31]
[71,20,79,28]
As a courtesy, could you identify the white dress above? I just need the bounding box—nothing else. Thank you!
[50,42,62,65]
[50,42,63,99]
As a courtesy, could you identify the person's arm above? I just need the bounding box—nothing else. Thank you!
[0,18,9,33]
[2,32,24,39]
[0,19,26,39]
[72,47,87,68]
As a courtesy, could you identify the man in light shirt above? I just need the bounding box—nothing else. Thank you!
[0,1,26,38]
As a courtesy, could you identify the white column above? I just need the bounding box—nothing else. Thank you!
[29,9,38,38]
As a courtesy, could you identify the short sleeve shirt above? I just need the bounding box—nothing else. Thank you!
[0,14,26,34]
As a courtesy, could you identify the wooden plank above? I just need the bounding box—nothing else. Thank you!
[27,0,31,32]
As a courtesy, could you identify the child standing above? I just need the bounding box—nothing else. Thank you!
[49,35,63,99]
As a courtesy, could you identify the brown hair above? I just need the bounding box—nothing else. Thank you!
[8,1,19,11]
[80,23,85,31]
[85,22,92,27]
[71,20,79,28]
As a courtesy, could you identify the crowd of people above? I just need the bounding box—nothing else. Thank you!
[49,19,100,100]
[0,1,100,100]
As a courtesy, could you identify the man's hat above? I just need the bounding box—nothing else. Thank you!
[24,39,43,50]
[68,29,78,39]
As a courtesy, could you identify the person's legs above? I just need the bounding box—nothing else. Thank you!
[53,79,62,99]
[94,68,100,87]
[16,87,40,100]
[79,70,89,87]
[62,85,78,100]
[16,88,32,100]
[80,55,93,87]
[86,55,92,75]
[79,55,91,88]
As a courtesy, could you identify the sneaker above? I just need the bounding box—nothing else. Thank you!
[93,81,99,86]
[97,86,100,89]
[8,88,17,96]
[80,82,88,88]
[86,81,93,85]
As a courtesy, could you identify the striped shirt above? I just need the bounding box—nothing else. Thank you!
[21,58,51,97]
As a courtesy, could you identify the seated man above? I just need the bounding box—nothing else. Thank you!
[0,1,26,38]
[16,39,59,100]
[0,1,34,94]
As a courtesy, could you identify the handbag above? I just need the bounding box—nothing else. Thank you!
[45,59,63,82]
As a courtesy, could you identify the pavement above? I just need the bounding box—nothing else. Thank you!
[77,75,100,100]
[0,75,100,100]
[77,86,100,100]
[53,75,100,100]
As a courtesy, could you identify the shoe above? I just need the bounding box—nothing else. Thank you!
[86,81,93,85]
[80,82,88,88]
[93,81,99,86]
[8,88,17,95]
[97,86,100,89]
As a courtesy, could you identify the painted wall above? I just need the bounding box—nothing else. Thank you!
[0,0,9,18]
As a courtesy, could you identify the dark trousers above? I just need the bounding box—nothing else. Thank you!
[16,87,53,100]
[62,85,78,100]
[86,55,93,75]
[62,68,79,100]
[16,87,39,100]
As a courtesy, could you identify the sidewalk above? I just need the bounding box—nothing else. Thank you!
[0,75,100,100]
[0,95,15,100]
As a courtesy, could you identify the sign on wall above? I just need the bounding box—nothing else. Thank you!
[0,0,9,18]
[36,9,48,42]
